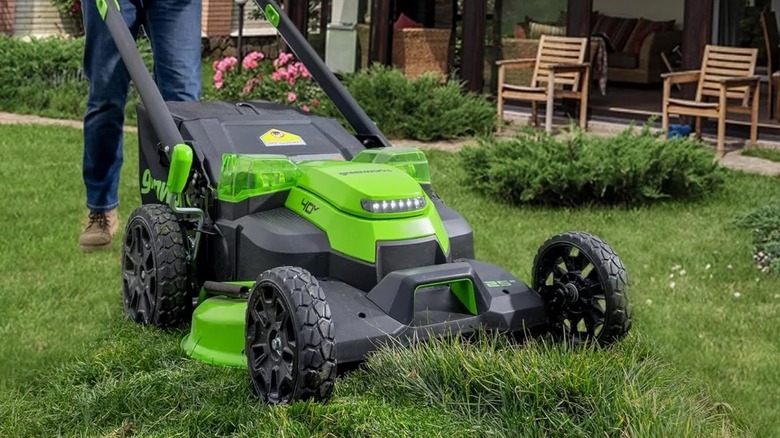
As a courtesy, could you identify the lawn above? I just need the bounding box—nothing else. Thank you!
[741,147,780,163]
[1,124,778,436]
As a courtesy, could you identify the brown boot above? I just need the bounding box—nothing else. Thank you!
[78,209,119,252]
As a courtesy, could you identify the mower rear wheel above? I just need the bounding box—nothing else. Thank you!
[533,232,632,346]
[121,204,191,328]
[245,266,336,404]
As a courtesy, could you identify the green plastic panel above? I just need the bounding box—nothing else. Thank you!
[264,4,281,27]
[351,147,431,184]
[296,160,425,220]
[96,0,121,20]
[417,279,477,315]
[181,296,248,368]
[167,144,193,195]
[217,154,302,203]
[285,186,450,263]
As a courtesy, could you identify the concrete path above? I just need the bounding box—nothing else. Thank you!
[3,110,780,177]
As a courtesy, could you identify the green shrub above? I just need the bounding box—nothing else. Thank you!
[735,202,780,273]
[316,65,497,141]
[0,34,152,122]
[459,123,725,206]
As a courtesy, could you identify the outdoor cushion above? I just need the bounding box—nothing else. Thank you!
[527,20,566,39]
[624,18,676,54]
[608,51,639,69]
[394,13,422,31]
[592,14,639,52]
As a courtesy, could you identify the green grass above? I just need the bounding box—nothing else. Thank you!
[741,147,780,163]
[0,60,215,125]
[0,124,778,436]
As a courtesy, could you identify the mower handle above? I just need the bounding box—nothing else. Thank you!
[99,0,185,154]
[251,0,392,149]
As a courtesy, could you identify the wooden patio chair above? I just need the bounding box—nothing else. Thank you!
[760,8,779,119]
[661,45,760,158]
[496,35,591,133]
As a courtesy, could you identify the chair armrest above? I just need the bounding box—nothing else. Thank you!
[719,76,760,88]
[496,58,536,68]
[548,63,591,74]
[661,70,701,84]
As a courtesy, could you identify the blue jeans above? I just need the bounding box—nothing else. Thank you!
[82,0,202,213]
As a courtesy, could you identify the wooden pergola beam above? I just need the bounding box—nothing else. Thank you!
[369,0,393,65]
[681,0,714,98]
[461,0,487,92]
[566,0,592,37]
[284,0,310,38]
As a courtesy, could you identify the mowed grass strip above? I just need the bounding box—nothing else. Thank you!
[0,124,775,436]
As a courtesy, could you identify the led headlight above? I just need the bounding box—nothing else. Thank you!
[361,196,426,214]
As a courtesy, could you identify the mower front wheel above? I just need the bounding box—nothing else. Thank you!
[245,266,336,404]
[121,204,191,328]
[533,231,632,346]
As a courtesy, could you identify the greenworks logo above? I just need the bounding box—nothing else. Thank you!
[484,280,516,288]
[140,169,190,207]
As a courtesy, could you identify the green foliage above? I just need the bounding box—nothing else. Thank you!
[3,125,780,436]
[203,51,325,112]
[735,202,780,274]
[741,147,780,163]
[0,34,154,123]
[0,322,748,437]
[459,123,725,206]
[316,65,497,141]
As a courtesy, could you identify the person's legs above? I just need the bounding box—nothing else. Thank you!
[144,0,202,101]
[80,0,143,251]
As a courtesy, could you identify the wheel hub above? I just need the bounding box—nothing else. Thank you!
[271,336,283,354]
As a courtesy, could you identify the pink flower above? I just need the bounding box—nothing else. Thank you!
[273,52,294,68]
[217,56,237,72]
[302,105,310,112]
[312,99,320,107]
[287,76,297,86]
[212,59,220,70]
[243,58,258,70]
[271,71,283,82]
[242,51,265,70]
[287,92,297,103]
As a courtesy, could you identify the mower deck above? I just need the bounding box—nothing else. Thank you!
[181,259,548,367]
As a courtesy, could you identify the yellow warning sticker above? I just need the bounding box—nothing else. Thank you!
[260,129,307,147]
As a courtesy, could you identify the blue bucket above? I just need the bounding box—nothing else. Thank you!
[667,124,692,139]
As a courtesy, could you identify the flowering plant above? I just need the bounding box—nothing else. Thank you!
[51,0,84,36]
[207,51,324,112]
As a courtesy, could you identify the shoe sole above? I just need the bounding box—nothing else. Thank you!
[79,242,113,252]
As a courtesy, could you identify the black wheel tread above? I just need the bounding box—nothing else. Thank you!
[533,231,633,346]
[253,266,336,403]
[123,204,190,327]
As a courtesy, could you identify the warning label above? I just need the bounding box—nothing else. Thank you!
[260,129,307,147]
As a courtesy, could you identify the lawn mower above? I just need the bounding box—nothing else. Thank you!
[102,0,633,404]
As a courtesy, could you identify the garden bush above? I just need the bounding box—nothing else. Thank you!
[316,65,497,140]
[458,122,725,206]
[204,54,497,141]
[203,50,325,112]
[735,202,780,274]
[0,34,152,122]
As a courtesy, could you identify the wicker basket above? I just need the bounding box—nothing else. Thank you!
[392,28,451,79]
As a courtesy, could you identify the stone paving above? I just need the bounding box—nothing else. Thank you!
[3,110,780,177]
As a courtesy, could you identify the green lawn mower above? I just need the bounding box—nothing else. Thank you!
[103,0,632,404]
